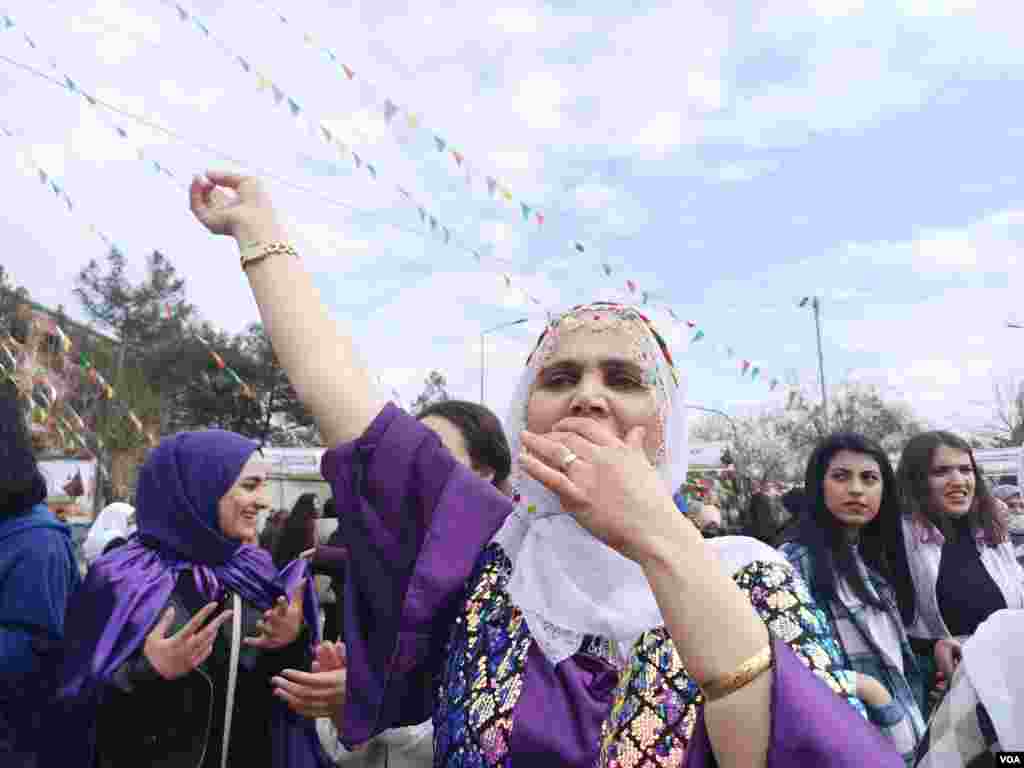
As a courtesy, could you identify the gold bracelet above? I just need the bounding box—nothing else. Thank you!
[239,241,299,270]
[699,644,774,703]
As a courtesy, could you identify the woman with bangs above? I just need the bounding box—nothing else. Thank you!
[895,431,1024,712]
[189,170,902,767]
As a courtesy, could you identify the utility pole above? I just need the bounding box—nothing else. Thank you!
[799,296,829,433]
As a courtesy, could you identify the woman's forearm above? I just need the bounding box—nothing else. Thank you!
[639,514,771,767]
[234,218,382,446]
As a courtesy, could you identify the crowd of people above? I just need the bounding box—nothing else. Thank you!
[1,171,1021,767]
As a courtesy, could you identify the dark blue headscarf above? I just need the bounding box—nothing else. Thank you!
[55,429,328,767]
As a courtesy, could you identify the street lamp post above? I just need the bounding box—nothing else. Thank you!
[685,403,749,517]
[799,296,829,432]
[480,318,529,404]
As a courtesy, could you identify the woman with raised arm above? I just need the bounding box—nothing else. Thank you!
[190,171,900,768]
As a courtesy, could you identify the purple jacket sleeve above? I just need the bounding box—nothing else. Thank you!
[321,404,512,747]
[683,638,903,768]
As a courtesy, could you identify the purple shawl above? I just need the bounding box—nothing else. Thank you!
[53,430,328,767]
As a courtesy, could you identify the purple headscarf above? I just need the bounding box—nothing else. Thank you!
[53,429,328,767]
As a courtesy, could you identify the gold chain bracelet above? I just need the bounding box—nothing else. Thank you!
[239,241,299,271]
[699,643,774,703]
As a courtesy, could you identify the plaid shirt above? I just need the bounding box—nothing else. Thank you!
[782,542,928,766]
[914,664,1001,767]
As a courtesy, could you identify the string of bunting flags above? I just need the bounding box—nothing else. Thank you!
[2,7,788,396]
[157,2,496,264]
[570,239,783,393]
[259,4,546,231]
[0,12,185,193]
[249,6,787,389]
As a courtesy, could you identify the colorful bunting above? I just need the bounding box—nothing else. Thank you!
[692,329,705,343]
[741,360,751,376]
[434,136,446,153]
[383,99,398,123]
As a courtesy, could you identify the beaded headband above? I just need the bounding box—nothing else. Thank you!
[525,301,679,387]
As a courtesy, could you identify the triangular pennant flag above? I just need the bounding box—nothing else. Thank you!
[193,18,209,35]
[115,127,128,138]
[520,202,531,221]
[601,263,612,276]
[486,177,497,197]
[383,99,399,123]
[407,113,419,129]
[23,34,36,49]
[397,186,410,199]
[303,32,315,44]
[451,149,463,166]
[352,152,362,169]
[502,188,513,202]
[236,56,251,72]
[442,226,451,244]
[2,15,13,29]
[798,296,810,308]
[642,291,650,305]
[38,169,48,185]
[174,4,188,21]
[287,97,301,117]
[342,63,355,79]
[429,216,437,232]
[503,274,512,288]
[726,346,735,358]
[571,241,585,253]
[50,180,60,196]
[770,378,779,391]
[366,164,376,179]
[417,207,426,222]
[434,136,446,152]
[626,280,637,294]
[319,123,332,142]
[62,192,73,211]
[667,308,680,322]
[256,74,270,91]
[271,85,285,105]
[692,330,705,343]
[472,250,481,262]
[64,76,77,92]
[751,367,760,380]
[741,360,751,375]
[535,212,544,227]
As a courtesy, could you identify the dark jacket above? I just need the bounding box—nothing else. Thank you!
[95,571,311,768]
[0,504,80,767]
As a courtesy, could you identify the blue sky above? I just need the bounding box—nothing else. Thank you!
[1,0,1022,434]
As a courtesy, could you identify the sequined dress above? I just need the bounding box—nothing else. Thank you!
[323,405,901,768]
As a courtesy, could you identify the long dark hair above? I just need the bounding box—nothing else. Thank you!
[793,432,916,625]
[272,493,318,568]
[0,387,47,517]
[897,430,1003,546]
[743,493,788,546]
[418,400,511,489]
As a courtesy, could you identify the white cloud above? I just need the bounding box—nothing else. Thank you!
[515,72,566,131]
[158,80,222,113]
[489,7,539,34]
[71,0,161,65]
[633,111,687,153]
[488,150,531,172]
[912,230,977,268]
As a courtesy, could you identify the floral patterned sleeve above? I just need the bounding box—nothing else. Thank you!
[736,559,868,720]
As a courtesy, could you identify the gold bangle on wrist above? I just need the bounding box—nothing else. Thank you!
[699,643,774,703]
[239,241,299,270]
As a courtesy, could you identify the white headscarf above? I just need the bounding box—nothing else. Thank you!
[83,502,137,565]
[492,303,689,665]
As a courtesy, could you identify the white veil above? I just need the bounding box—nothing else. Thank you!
[492,303,689,666]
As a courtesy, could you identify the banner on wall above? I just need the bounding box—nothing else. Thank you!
[38,457,97,516]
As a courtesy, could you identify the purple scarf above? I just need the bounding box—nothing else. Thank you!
[54,430,329,767]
